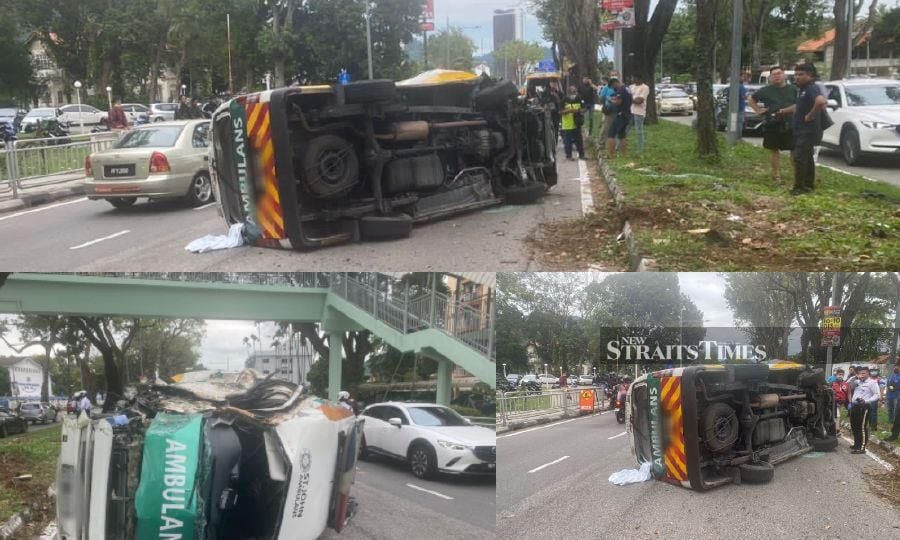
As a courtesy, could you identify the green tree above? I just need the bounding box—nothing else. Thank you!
[695,0,720,161]
[494,40,545,86]
[428,27,477,71]
[0,315,68,401]
[0,11,35,103]
[722,273,797,359]
[532,0,602,81]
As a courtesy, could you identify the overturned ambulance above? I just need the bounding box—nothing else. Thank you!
[56,370,362,540]
[626,362,837,491]
[208,69,558,249]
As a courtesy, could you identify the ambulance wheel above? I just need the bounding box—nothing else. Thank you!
[702,402,739,453]
[811,435,838,452]
[343,80,397,104]
[738,461,774,484]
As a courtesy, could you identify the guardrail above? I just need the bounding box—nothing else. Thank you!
[464,416,496,429]
[330,273,494,358]
[0,132,119,198]
[496,386,608,427]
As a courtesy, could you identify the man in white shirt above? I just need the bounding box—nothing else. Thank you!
[849,366,880,454]
[629,74,650,154]
[78,393,92,417]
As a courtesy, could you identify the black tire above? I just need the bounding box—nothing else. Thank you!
[108,197,137,209]
[500,182,547,205]
[186,172,214,206]
[739,461,774,484]
[343,80,397,104]
[358,435,370,461]
[616,410,626,424]
[153,117,164,123]
[302,135,360,199]
[702,402,739,453]
[541,163,558,187]
[408,443,437,480]
[474,80,519,110]
[811,435,838,452]
[798,368,825,387]
[840,128,862,165]
[730,363,769,381]
[359,214,413,241]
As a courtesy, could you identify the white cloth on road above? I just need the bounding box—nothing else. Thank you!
[185,223,245,253]
[608,462,652,485]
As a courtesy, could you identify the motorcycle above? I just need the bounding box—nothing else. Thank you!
[615,396,626,424]
[0,120,16,143]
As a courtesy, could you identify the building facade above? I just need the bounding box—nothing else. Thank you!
[492,8,524,81]
[245,343,316,385]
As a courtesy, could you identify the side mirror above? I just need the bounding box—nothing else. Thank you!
[827,99,839,110]
[388,417,403,427]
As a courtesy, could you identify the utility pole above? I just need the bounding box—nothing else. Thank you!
[847,1,854,78]
[614,28,623,75]
[423,31,428,69]
[227,13,234,94]
[365,4,374,80]
[825,274,841,376]
[726,0,743,145]
[445,16,450,69]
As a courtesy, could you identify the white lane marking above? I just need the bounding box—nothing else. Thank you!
[405,483,454,500]
[193,202,217,211]
[839,436,894,471]
[497,414,596,439]
[577,159,595,215]
[69,229,131,250]
[608,431,627,440]
[0,197,88,223]
[528,455,570,474]
[817,162,880,183]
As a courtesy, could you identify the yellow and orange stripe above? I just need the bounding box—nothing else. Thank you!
[244,100,285,239]
[661,376,688,482]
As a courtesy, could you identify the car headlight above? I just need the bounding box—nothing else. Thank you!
[860,121,894,129]
[436,439,468,451]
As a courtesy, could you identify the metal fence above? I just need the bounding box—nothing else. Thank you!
[330,273,494,358]
[496,387,608,426]
[0,132,119,198]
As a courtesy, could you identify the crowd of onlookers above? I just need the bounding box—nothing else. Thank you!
[829,364,900,453]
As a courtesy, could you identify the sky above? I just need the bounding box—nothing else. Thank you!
[431,0,548,55]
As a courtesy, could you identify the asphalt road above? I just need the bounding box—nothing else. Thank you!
[321,455,495,539]
[497,411,900,539]
[0,155,584,271]
[663,115,900,187]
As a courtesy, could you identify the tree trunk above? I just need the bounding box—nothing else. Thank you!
[695,0,720,160]
[40,348,51,403]
[830,0,852,80]
[746,0,770,74]
[623,0,679,124]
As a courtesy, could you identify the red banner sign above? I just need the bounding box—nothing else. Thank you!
[420,0,435,32]
[821,305,842,347]
[600,8,635,31]
[601,0,634,11]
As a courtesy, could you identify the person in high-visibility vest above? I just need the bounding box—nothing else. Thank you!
[560,85,585,160]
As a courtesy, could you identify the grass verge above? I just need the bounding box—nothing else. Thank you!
[585,120,899,270]
[0,425,60,525]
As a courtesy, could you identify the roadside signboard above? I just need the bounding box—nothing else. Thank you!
[601,0,634,11]
[600,8,636,31]
[579,389,595,412]
[420,0,435,31]
[821,305,842,347]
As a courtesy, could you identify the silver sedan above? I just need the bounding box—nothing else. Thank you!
[84,120,214,208]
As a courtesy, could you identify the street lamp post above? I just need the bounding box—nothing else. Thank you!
[73,81,84,132]
[364,3,374,80]
[502,363,507,377]
[105,86,112,112]
[181,84,187,97]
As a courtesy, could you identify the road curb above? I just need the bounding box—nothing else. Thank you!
[497,410,597,434]
[593,146,656,272]
[838,418,900,459]
[0,183,84,215]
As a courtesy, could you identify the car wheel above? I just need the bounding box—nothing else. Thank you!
[359,214,413,241]
[499,182,547,205]
[187,172,214,206]
[408,443,437,480]
[343,80,397,104]
[702,402,739,453]
[154,117,164,123]
[738,461,774,484]
[358,435,370,461]
[108,197,137,209]
[840,128,862,165]
[811,435,838,452]
[302,135,360,199]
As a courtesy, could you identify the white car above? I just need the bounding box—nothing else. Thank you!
[120,103,151,124]
[821,78,900,165]
[578,374,594,386]
[149,102,178,122]
[537,373,559,386]
[359,402,495,479]
[58,104,107,126]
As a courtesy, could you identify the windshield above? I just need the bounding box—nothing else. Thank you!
[115,126,183,148]
[845,85,900,107]
[407,406,469,427]
[26,109,56,118]
[661,91,689,98]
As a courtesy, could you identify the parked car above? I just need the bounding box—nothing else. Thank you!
[58,104,107,126]
[149,102,178,122]
[120,103,151,124]
[359,402,495,479]
[56,370,362,540]
[83,119,214,208]
[578,374,594,386]
[20,107,64,132]
[505,373,522,388]
[537,373,559,386]
[627,362,836,491]
[210,70,557,250]
[657,89,694,115]
[0,409,28,437]
[712,84,764,135]
[820,78,900,165]
[18,402,57,424]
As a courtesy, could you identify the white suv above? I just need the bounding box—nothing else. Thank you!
[359,402,495,479]
[821,79,900,165]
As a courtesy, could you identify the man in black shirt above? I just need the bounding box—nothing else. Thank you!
[778,63,827,194]
[606,78,633,158]
[579,76,597,135]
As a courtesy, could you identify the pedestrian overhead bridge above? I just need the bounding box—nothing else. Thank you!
[0,272,495,404]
